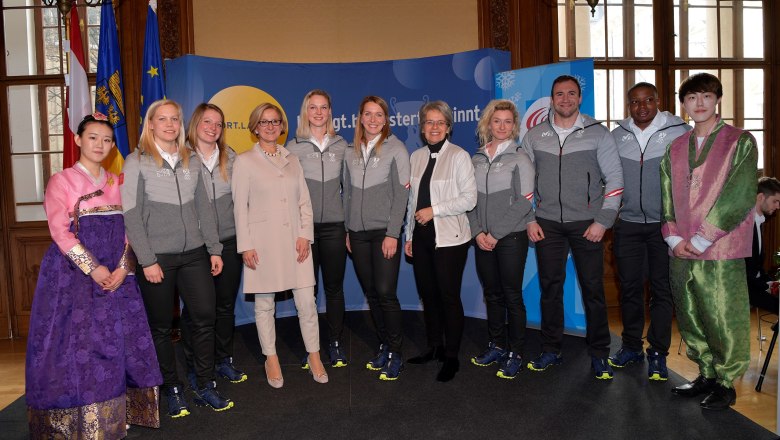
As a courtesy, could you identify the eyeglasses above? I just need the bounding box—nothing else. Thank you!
[258,119,282,127]
[424,120,448,127]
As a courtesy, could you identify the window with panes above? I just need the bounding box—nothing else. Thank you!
[557,0,766,169]
[2,0,100,222]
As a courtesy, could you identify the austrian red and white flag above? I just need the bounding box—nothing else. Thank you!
[63,3,91,169]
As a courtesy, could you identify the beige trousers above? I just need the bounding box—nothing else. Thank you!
[254,286,320,356]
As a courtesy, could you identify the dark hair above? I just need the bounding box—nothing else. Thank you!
[550,75,581,97]
[757,176,780,197]
[678,73,723,103]
[627,82,658,98]
[76,113,114,139]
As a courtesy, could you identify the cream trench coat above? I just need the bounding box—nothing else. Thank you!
[232,144,315,293]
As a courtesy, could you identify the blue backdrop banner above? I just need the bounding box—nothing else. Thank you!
[495,59,596,336]
[165,49,510,325]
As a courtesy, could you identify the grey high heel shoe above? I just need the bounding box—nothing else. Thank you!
[264,360,284,389]
[307,355,329,384]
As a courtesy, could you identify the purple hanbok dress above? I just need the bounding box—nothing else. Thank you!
[26,164,163,439]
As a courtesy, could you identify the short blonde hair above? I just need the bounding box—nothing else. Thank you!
[296,89,335,139]
[248,103,287,142]
[138,99,190,169]
[476,99,520,146]
[418,100,453,142]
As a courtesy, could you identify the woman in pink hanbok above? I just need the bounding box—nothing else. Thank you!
[26,114,162,439]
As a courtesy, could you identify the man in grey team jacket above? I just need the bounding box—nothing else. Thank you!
[522,75,624,380]
[608,82,690,382]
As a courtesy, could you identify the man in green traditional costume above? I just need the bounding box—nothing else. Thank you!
[661,73,758,410]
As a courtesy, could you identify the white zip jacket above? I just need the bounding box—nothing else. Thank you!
[404,140,477,247]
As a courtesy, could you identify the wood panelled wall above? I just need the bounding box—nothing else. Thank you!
[478,0,558,69]
[1,0,778,337]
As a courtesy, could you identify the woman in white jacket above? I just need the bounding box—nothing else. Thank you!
[404,100,477,382]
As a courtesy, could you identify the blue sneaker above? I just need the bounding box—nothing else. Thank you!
[608,348,645,368]
[193,380,234,411]
[301,355,310,370]
[471,342,507,367]
[527,352,563,371]
[591,356,614,380]
[366,344,389,370]
[164,386,190,418]
[647,350,668,381]
[216,357,247,383]
[378,352,404,381]
[329,341,348,368]
[496,352,523,379]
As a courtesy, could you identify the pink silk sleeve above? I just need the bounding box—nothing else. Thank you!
[43,172,99,274]
[44,173,79,253]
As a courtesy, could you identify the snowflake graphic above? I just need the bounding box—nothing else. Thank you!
[574,74,588,93]
[495,71,516,91]
[508,91,522,104]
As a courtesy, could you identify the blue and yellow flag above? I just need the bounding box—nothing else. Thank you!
[140,0,166,131]
[95,0,129,176]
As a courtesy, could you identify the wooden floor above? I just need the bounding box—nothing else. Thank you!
[1,307,777,434]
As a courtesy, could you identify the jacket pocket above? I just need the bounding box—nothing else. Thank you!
[534,172,541,207]
[586,172,591,208]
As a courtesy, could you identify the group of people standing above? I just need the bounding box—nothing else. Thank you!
[25,71,764,438]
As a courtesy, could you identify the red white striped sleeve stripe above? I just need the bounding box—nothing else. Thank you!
[524,192,534,201]
[604,188,624,198]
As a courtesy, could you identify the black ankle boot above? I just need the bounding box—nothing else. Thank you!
[408,346,444,364]
[436,357,460,382]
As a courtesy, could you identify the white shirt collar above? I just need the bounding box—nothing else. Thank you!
[155,142,179,169]
[551,113,584,143]
[755,211,766,227]
[489,139,513,161]
[198,147,219,172]
[629,112,667,152]
[362,135,382,159]
[755,211,766,254]
[311,134,330,153]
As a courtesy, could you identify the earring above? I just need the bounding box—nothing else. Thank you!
[254,131,259,135]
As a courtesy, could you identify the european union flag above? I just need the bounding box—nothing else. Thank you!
[140,0,166,130]
[95,0,130,175]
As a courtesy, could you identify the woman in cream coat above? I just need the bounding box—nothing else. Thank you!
[232,102,327,388]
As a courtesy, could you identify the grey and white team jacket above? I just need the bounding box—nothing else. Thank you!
[121,149,222,267]
[467,143,535,239]
[199,147,237,241]
[612,113,691,223]
[521,113,624,228]
[343,135,410,238]
[286,135,349,224]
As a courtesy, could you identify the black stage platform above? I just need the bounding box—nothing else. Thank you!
[1,310,775,439]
